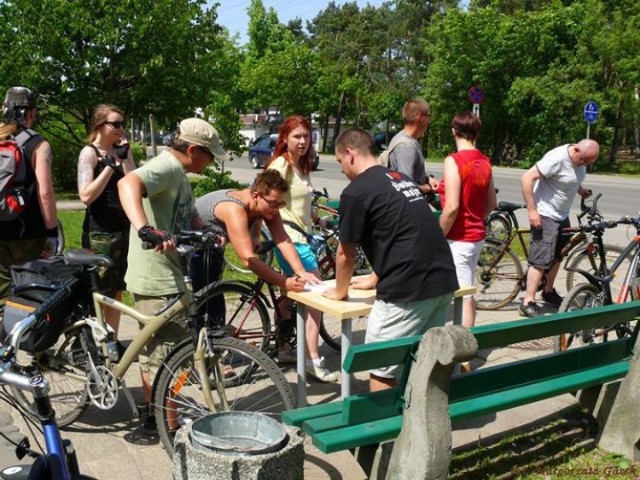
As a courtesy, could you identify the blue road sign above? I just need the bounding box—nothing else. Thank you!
[584,101,598,124]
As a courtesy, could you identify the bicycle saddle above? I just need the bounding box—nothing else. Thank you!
[497,201,526,212]
[64,249,114,268]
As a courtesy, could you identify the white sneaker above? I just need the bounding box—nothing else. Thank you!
[306,357,338,383]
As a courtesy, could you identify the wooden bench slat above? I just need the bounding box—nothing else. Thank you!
[342,387,402,425]
[313,416,403,453]
[281,401,343,428]
[450,360,629,422]
[343,335,421,373]
[450,338,633,401]
[470,302,640,350]
[303,413,344,435]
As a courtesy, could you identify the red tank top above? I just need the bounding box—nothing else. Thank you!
[438,149,492,242]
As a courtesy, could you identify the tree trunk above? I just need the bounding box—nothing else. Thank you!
[322,114,330,153]
[608,97,625,166]
[331,91,346,150]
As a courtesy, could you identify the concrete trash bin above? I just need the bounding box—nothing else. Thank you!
[173,412,304,480]
[190,412,287,455]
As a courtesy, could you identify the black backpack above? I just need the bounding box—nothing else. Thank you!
[0,128,36,221]
[1,257,87,353]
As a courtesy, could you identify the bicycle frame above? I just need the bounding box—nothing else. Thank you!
[567,227,640,305]
[54,245,225,417]
[1,292,93,480]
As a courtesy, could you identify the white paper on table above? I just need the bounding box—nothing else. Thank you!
[303,283,328,294]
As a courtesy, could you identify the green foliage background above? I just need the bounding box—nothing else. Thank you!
[2,0,640,190]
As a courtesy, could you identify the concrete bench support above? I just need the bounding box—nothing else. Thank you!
[373,325,477,479]
[595,330,640,460]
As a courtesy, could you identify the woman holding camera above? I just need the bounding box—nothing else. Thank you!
[77,104,136,338]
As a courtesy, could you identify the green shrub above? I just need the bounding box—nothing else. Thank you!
[130,142,147,165]
[49,136,83,192]
[193,166,243,197]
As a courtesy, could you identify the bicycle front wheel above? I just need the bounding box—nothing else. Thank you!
[475,239,524,310]
[319,315,367,352]
[12,325,92,428]
[153,336,296,456]
[564,244,630,301]
[224,230,274,275]
[485,213,511,244]
[199,282,272,351]
[554,284,605,352]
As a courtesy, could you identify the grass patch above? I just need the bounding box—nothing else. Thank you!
[58,210,84,250]
[449,405,634,479]
[57,209,257,283]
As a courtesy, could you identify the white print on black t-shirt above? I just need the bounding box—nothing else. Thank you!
[386,174,423,202]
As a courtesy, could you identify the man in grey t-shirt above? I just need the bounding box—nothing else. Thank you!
[519,139,599,317]
[388,99,438,195]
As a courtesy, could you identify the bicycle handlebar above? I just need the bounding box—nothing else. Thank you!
[141,229,221,251]
[578,215,640,234]
[577,191,600,223]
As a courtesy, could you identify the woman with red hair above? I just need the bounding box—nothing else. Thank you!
[265,115,337,383]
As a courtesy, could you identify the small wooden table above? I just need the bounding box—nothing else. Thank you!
[287,281,476,406]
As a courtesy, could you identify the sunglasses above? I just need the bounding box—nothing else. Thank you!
[104,121,125,129]
[258,193,286,209]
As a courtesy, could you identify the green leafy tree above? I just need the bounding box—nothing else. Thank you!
[0,0,229,139]
[0,0,238,188]
[241,0,320,130]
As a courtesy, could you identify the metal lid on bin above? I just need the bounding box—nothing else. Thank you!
[190,412,288,456]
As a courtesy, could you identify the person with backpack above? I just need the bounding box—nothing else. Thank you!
[77,104,136,339]
[0,87,58,316]
[381,99,439,196]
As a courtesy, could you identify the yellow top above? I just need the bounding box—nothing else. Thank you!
[267,156,313,244]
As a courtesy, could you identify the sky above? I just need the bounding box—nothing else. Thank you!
[213,0,387,45]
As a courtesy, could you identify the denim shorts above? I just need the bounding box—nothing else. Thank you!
[274,242,319,276]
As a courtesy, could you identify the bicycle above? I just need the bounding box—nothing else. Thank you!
[0,287,95,480]
[311,189,372,279]
[475,193,624,310]
[4,231,296,457]
[555,216,640,351]
[222,225,275,275]
[202,235,369,356]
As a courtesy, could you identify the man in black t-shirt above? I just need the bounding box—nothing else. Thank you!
[323,128,459,392]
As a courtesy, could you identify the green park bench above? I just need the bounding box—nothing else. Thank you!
[282,301,640,478]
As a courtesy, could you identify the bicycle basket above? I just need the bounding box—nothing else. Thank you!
[1,257,84,352]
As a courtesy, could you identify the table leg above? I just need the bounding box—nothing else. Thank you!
[453,296,463,326]
[341,319,352,398]
[296,304,307,406]
[452,295,463,375]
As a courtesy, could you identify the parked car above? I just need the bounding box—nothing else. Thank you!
[248,133,320,170]
[374,131,398,151]
[144,131,165,146]
[162,132,176,146]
